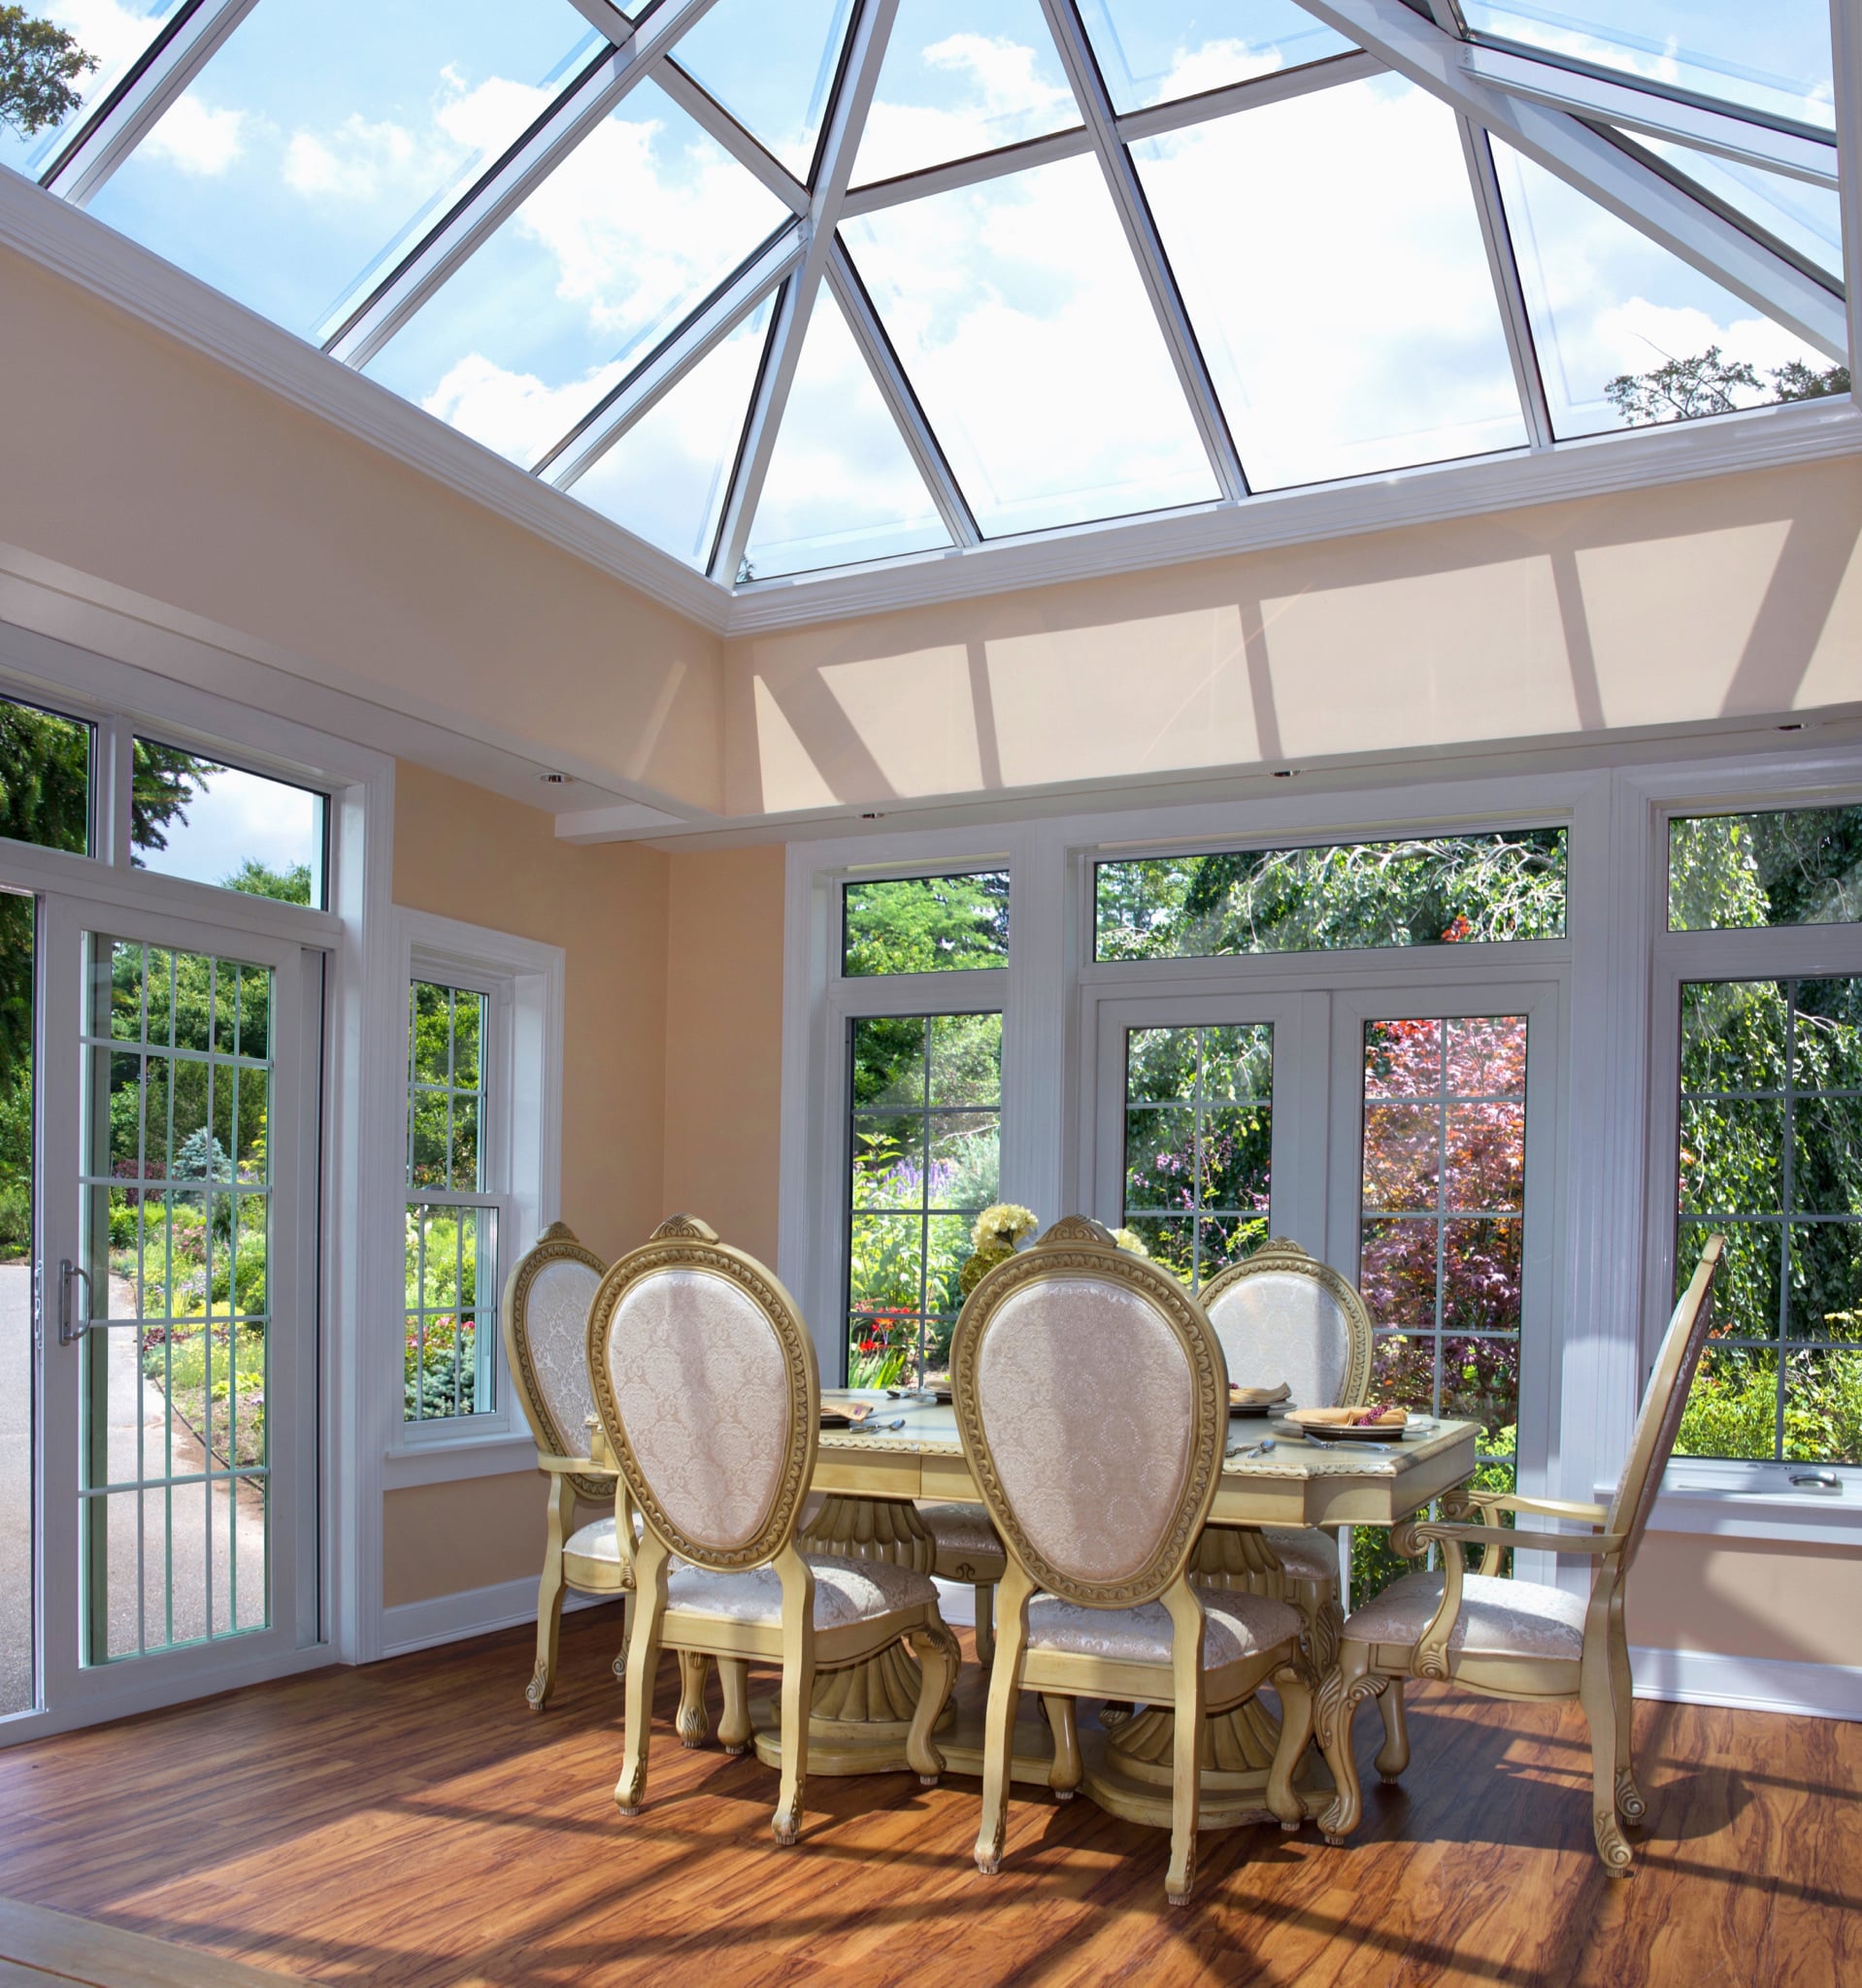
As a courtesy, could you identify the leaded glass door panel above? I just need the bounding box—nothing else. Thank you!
[36,895,316,1715]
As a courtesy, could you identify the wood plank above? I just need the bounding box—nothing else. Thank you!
[0,1606,1854,1987]
[0,1900,301,1987]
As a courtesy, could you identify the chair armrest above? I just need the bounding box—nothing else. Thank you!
[1414,1519,1625,1557]
[536,1451,615,1476]
[1451,1489,1609,1526]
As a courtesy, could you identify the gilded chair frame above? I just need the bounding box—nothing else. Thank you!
[1314,1236,1725,1872]
[953,1215,1315,1905]
[588,1215,957,1846]
[1198,1237,1374,1408]
[499,1221,629,1709]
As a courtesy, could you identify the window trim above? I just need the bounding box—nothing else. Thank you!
[383,909,564,1482]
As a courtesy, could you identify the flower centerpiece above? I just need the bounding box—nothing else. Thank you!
[959,1203,1039,1294]
[1110,1228,1150,1259]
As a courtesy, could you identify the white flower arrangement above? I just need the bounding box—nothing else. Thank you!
[972,1204,1039,1252]
[1110,1227,1150,1258]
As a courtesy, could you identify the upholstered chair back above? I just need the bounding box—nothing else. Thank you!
[1199,1238,1372,1409]
[951,1215,1226,1607]
[1608,1235,1724,1566]
[501,1222,610,1502]
[587,1214,817,1574]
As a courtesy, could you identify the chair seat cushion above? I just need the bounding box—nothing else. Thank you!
[1026,1590,1302,1669]
[916,1503,1005,1565]
[567,1515,624,1563]
[665,1553,938,1631]
[1345,1571,1586,1662]
[1260,1526,1339,1583]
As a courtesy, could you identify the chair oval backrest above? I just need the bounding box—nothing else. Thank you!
[501,1223,610,1503]
[952,1215,1226,1607]
[1199,1238,1371,1409]
[1609,1235,1724,1565]
[587,1215,817,1572]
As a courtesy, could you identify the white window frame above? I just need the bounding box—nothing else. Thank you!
[383,911,563,1485]
[782,736,1862,1572]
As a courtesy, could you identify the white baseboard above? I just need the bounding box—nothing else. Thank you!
[933,1576,976,1626]
[1631,1644,1862,1722]
[381,1574,619,1660]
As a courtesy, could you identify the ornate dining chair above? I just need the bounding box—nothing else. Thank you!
[1196,1239,1373,1666]
[500,1221,630,1710]
[953,1215,1315,1905]
[914,1502,1007,1666]
[1314,1235,1724,1872]
[589,1214,959,1846]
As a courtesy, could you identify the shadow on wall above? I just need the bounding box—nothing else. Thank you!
[726,459,1862,815]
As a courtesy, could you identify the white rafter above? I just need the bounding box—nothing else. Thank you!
[323,0,726,370]
[709,0,901,583]
[41,0,261,208]
[1834,0,1862,371]
[1036,0,1248,502]
[1300,0,1847,358]
[826,240,981,547]
[537,221,807,487]
[655,61,814,216]
[1461,46,1840,188]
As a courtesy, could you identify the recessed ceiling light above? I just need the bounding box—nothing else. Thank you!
[538,771,571,785]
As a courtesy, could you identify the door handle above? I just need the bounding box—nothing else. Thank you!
[58,1259,92,1345]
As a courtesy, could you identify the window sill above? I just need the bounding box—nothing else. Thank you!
[1596,1471,1861,1546]
[385,1429,539,1490]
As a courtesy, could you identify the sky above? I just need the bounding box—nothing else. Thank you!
[134,763,324,902]
[4,0,1842,578]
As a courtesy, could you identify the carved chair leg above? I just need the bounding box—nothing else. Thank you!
[1165,1653,1204,1905]
[906,1623,959,1784]
[976,1573,1031,1876]
[1314,1643,1378,1844]
[1042,1695,1081,1799]
[528,1478,575,1710]
[1374,1676,1412,1782]
[1266,1657,1315,1832]
[1581,1649,1635,1875]
[717,1657,753,1755]
[973,1583,996,1669]
[774,1644,815,1846]
[676,1651,712,1748]
[613,1590,631,1681]
[615,1616,664,1816]
[1608,1608,1645,1824]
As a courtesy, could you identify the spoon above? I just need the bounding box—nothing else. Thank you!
[843,1416,906,1435]
[1225,1436,1276,1461]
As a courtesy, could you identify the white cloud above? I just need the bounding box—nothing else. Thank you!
[1152,36,1282,103]
[142,93,246,177]
[283,117,420,202]
[856,31,1075,183]
[421,351,626,466]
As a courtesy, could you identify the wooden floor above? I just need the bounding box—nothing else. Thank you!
[0,1607,1855,1988]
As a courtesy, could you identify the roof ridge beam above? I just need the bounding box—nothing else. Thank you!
[324,0,726,371]
[1036,0,1248,502]
[1461,45,1839,187]
[710,0,901,583]
[537,221,807,486]
[42,0,261,208]
[826,239,981,546]
[1299,0,1847,358]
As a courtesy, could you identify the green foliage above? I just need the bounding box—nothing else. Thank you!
[1605,347,1851,426]
[0,4,92,137]
[221,858,314,906]
[843,872,1009,976]
[1670,807,1862,931]
[1096,831,1567,962]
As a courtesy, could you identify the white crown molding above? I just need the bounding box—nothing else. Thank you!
[721,395,1862,632]
[0,171,731,635]
[7,164,1859,656]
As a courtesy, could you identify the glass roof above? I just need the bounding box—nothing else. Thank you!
[5,0,1848,594]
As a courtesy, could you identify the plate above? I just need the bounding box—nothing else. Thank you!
[1228,1401,1291,1419]
[1281,1409,1410,1441]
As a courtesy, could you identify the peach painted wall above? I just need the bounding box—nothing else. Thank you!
[0,248,722,812]
[724,457,1862,816]
[1631,1535,1862,1672]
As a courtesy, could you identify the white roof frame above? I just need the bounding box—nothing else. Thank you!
[10,0,1858,624]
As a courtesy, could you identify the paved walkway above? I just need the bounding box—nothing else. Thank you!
[0,1263,268,1718]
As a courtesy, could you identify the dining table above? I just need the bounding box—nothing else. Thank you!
[741,1393,1481,1829]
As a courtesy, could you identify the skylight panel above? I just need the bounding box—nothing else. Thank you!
[852,0,1081,187]
[83,0,599,342]
[1075,0,1352,113]
[568,298,773,569]
[670,0,855,182]
[0,0,184,182]
[1134,76,1526,488]
[843,152,1219,537]
[362,79,788,469]
[744,288,951,579]
[1630,135,1843,283]
[1459,3,1836,133]
[1491,141,1837,440]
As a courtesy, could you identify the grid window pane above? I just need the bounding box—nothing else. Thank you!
[1676,977,1862,1464]
[847,1011,1002,1387]
[404,980,496,1421]
[1122,1023,1272,1292]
